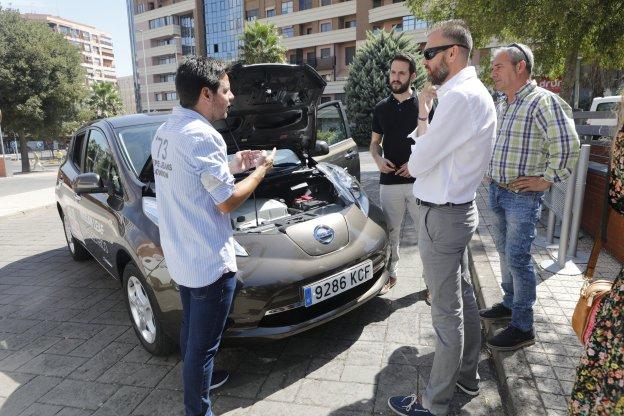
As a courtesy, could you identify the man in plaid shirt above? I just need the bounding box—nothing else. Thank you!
[479,43,580,351]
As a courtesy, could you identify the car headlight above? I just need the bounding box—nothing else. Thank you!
[319,164,369,216]
[142,197,159,226]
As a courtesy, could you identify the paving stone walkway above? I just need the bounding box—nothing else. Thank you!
[470,184,622,416]
[0,153,505,415]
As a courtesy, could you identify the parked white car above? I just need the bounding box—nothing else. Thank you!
[587,95,621,126]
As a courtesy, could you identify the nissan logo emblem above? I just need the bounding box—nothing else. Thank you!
[314,225,335,245]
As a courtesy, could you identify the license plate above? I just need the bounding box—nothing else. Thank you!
[303,260,374,307]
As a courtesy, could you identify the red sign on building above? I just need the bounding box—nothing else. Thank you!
[538,78,562,94]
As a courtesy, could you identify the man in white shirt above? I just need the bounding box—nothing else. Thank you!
[387,20,497,416]
[152,56,274,416]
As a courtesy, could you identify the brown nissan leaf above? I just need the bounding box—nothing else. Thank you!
[55,63,389,355]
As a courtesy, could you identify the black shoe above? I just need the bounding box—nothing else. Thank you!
[479,302,512,322]
[209,369,229,391]
[486,325,535,351]
[456,381,479,396]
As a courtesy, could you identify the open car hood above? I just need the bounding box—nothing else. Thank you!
[214,63,326,157]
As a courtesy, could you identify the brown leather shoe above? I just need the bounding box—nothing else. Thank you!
[379,276,397,295]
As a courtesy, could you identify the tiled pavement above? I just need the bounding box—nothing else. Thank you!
[0,159,506,416]
[470,185,622,416]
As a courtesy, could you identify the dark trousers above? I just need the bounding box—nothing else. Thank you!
[179,272,236,416]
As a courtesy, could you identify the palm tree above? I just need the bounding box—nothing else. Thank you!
[88,81,123,119]
[238,21,286,64]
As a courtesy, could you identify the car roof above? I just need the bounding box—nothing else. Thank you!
[102,113,170,129]
[591,96,622,103]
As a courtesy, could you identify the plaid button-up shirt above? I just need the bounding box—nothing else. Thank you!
[488,82,580,184]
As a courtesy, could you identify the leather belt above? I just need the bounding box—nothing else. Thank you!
[416,198,474,208]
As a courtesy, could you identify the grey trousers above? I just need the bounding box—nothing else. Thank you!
[419,202,481,416]
[380,184,420,277]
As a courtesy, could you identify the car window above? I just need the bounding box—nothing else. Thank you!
[84,129,123,196]
[317,103,347,145]
[116,123,162,175]
[71,131,87,170]
[596,102,619,112]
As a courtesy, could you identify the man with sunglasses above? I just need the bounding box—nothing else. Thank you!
[480,43,579,351]
[387,20,497,416]
[370,53,431,296]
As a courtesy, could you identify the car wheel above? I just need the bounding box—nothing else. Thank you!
[123,263,174,356]
[61,212,90,261]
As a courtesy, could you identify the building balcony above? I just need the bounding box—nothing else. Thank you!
[138,24,181,41]
[144,43,182,58]
[282,27,356,50]
[258,1,356,28]
[324,79,347,95]
[403,28,428,44]
[368,1,411,24]
[144,63,178,76]
[314,56,335,71]
[150,81,176,93]
[134,0,195,23]
[143,99,177,112]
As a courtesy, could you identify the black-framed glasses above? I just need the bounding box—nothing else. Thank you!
[423,44,469,60]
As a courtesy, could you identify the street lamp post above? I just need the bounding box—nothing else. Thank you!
[139,30,151,113]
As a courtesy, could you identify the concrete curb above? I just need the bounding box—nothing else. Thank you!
[0,202,57,219]
[468,229,548,416]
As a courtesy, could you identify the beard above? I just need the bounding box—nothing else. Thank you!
[427,57,450,85]
[390,79,410,94]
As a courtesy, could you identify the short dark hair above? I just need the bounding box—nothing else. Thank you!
[430,19,473,58]
[391,52,416,74]
[175,56,230,108]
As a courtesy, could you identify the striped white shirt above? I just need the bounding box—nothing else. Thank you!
[152,106,237,288]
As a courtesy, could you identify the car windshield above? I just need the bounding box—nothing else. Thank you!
[116,123,301,176]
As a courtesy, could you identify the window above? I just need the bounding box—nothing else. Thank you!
[94,58,101,66]
[159,74,175,83]
[157,38,173,46]
[320,48,331,58]
[214,43,219,53]
[155,92,178,101]
[266,8,275,17]
[299,0,312,10]
[321,0,331,5]
[282,26,294,38]
[137,3,145,13]
[281,1,293,14]
[402,15,427,31]
[393,22,403,32]
[156,56,176,65]
[306,52,316,66]
[373,0,382,7]
[320,96,332,103]
[84,129,122,195]
[149,16,176,29]
[317,104,347,145]
[306,27,312,34]
[345,46,356,66]
[344,20,356,28]
[71,131,86,169]
[246,9,259,21]
[320,22,331,32]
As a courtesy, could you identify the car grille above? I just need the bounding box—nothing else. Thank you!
[258,264,384,328]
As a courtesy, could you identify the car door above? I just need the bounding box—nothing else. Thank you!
[76,127,125,275]
[57,130,87,243]
[314,100,360,180]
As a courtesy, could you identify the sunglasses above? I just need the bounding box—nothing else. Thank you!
[423,44,469,60]
[508,43,532,71]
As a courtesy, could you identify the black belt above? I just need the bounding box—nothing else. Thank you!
[416,198,474,208]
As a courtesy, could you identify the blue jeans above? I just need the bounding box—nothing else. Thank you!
[179,272,236,416]
[488,183,544,332]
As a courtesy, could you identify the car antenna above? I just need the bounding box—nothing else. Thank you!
[224,117,260,227]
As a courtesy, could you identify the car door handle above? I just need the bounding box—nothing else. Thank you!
[345,150,357,160]
[73,193,82,202]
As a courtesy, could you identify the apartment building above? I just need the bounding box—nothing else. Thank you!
[242,0,431,101]
[24,14,117,85]
[127,0,198,113]
[117,75,138,114]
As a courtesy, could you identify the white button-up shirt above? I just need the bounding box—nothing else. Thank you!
[407,66,497,204]
[152,107,237,288]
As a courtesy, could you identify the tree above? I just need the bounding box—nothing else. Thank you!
[238,20,287,64]
[344,30,427,146]
[405,0,624,104]
[88,81,123,119]
[0,7,88,172]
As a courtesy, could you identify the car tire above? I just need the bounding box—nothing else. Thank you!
[122,263,175,356]
[61,212,90,261]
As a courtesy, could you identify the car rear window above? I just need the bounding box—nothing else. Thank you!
[116,123,162,175]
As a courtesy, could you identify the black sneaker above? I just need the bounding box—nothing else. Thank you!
[486,325,535,351]
[209,369,229,391]
[387,395,434,415]
[479,303,512,322]
[456,381,479,396]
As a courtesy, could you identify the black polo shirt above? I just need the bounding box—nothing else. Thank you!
[372,94,423,185]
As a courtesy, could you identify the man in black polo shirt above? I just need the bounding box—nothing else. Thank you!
[371,53,427,295]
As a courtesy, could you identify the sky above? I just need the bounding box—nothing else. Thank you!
[0,0,133,77]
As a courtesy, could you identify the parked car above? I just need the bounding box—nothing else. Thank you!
[586,95,621,127]
[55,63,389,355]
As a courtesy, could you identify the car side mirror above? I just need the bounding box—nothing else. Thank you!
[312,140,329,156]
[73,173,107,195]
